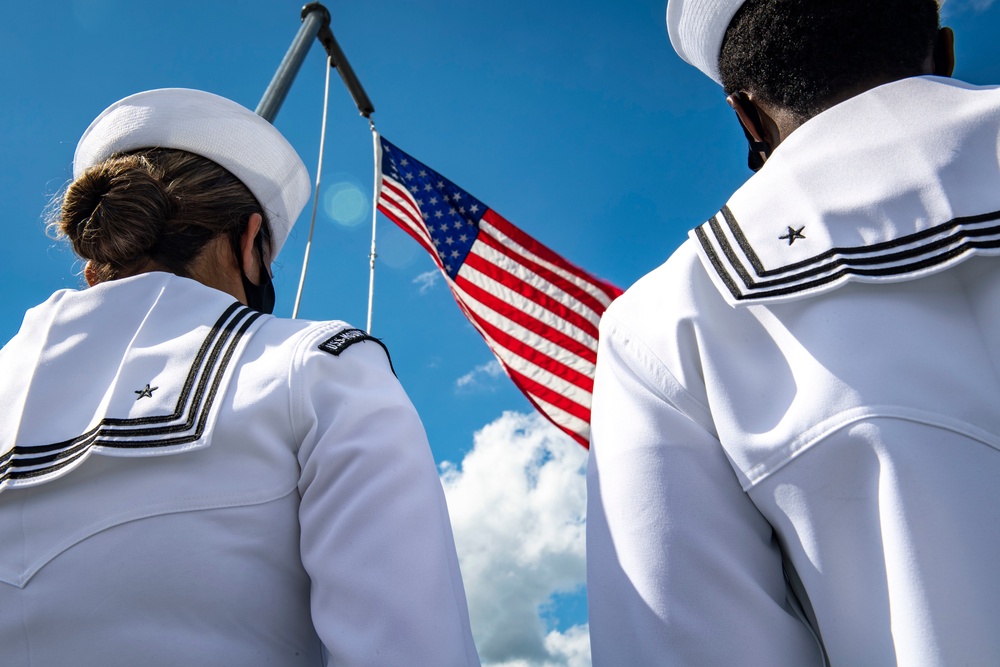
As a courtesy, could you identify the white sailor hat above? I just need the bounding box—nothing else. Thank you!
[73,88,311,260]
[666,0,748,85]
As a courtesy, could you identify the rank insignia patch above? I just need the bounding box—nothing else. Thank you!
[134,383,158,400]
[319,329,396,375]
[779,225,806,245]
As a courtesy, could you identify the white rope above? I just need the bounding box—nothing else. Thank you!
[366,122,380,333]
[292,54,334,319]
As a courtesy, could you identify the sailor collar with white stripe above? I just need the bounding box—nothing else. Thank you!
[692,76,1000,306]
[0,273,265,493]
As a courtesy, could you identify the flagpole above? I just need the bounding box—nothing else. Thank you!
[255,3,374,122]
[314,10,375,119]
[254,3,378,318]
[256,4,329,122]
[366,123,380,333]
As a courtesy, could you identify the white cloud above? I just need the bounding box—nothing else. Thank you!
[413,269,441,294]
[456,359,505,391]
[440,411,591,667]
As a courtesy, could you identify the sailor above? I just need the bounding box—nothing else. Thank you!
[587,1,1000,664]
[0,88,481,666]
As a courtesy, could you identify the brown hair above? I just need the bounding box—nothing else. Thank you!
[53,148,270,282]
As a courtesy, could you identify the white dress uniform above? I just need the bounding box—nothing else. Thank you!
[0,272,481,666]
[587,76,1000,666]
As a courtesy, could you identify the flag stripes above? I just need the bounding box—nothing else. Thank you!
[483,214,618,314]
[375,136,623,447]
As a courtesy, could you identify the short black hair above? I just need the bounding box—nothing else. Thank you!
[719,0,940,120]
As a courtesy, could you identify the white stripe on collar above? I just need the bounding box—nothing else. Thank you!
[691,76,1000,306]
[0,275,265,493]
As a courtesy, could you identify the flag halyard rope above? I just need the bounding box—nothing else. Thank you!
[366,120,380,333]
[292,53,334,319]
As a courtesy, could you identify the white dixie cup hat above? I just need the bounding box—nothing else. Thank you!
[666,0,748,85]
[73,88,312,260]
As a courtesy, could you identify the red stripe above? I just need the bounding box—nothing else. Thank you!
[377,178,442,264]
[379,179,427,229]
[507,366,591,425]
[469,314,594,394]
[497,356,589,448]
[448,263,592,449]
[379,178,427,229]
[519,391,589,448]
[378,204,441,264]
[476,231,610,317]
[462,251,600,340]
[484,210,623,301]
[454,275,597,363]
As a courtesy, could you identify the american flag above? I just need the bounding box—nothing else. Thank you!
[376,136,622,448]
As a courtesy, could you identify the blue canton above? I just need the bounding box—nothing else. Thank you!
[380,137,486,279]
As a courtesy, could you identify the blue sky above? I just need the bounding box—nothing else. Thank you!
[3,1,998,664]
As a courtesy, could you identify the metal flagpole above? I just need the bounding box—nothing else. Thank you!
[254,2,377,318]
[366,122,380,333]
[256,3,374,122]
[256,4,329,123]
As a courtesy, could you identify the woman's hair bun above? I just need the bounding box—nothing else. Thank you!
[59,154,175,266]
[51,148,265,282]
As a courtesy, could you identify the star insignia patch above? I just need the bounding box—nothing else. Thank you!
[779,225,806,245]
[135,383,158,400]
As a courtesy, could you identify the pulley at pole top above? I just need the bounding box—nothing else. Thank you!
[256,2,375,123]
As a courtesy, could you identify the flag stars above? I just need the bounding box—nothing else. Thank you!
[378,142,486,280]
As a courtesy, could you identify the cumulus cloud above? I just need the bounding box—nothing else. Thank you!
[440,411,591,667]
[456,359,505,391]
[413,269,441,294]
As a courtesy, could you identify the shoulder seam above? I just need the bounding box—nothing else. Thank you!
[600,312,716,436]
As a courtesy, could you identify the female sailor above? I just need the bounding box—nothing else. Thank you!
[0,88,480,667]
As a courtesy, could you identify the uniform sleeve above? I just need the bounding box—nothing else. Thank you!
[291,326,481,667]
[586,314,823,666]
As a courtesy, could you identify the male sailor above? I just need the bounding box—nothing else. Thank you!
[587,1,1000,664]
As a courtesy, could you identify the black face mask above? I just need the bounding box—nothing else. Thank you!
[238,233,275,314]
[242,268,275,314]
